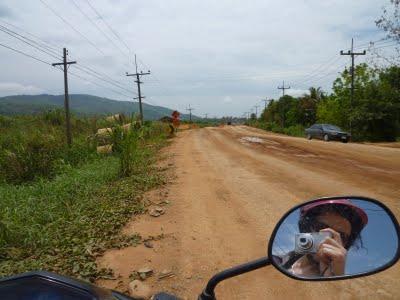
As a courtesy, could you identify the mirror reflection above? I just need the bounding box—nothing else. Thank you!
[271,198,398,278]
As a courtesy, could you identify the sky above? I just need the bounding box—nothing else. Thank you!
[0,0,396,117]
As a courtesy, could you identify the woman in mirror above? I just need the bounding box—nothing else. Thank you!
[283,199,368,277]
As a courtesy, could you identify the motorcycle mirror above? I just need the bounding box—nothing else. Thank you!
[268,196,400,281]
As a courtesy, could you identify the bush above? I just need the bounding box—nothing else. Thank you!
[41,109,65,126]
[0,113,97,184]
[283,125,305,137]
[111,122,168,177]
[248,121,304,138]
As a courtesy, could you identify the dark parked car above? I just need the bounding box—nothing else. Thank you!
[305,124,350,143]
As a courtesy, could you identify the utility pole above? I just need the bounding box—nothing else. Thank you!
[254,105,260,119]
[204,113,208,119]
[52,48,76,146]
[278,81,290,128]
[340,38,366,135]
[277,81,291,97]
[262,98,270,110]
[186,105,194,123]
[126,54,150,123]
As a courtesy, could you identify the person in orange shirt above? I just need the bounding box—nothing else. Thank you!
[171,110,180,134]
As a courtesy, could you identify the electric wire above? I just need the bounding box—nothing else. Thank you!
[295,61,349,89]
[291,57,344,87]
[0,42,52,66]
[75,64,134,92]
[85,0,131,53]
[70,0,131,61]
[39,0,107,57]
[73,65,136,95]
[0,42,134,100]
[0,25,61,60]
[83,0,172,99]
[0,19,60,52]
[0,19,135,98]
[373,42,399,50]
[68,70,133,99]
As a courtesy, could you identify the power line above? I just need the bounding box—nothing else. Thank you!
[84,0,172,99]
[84,0,173,100]
[68,70,132,99]
[294,61,349,89]
[82,0,172,102]
[355,37,393,49]
[0,25,61,60]
[137,59,174,96]
[74,65,135,94]
[70,0,130,61]
[0,21,134,97]
[290,56,342,87]
[0,22,132,94]
[0,42,52,66]
[85,0,131,53]
[75,64,132,90]
[40,0,107,57]
[0,41,133,101]
[373,42,399,50]
[0,19,60,52]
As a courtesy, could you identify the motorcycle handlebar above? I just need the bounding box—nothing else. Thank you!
[198,257,270,300]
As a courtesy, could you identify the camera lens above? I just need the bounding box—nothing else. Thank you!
[298,235,313,250]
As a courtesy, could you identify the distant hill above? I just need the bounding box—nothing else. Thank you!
[0,94,198,120]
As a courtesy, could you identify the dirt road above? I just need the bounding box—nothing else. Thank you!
[98,125,400,299]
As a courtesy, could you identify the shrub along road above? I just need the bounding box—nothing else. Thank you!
[98,125,400,299]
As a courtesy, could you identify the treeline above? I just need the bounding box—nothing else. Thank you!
[252,64,400,141]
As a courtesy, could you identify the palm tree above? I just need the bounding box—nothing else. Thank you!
[308,87,324,103]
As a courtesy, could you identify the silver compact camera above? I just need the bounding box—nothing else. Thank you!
[294,232,332,254]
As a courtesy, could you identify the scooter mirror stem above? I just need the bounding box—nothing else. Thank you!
[198,257,270,300]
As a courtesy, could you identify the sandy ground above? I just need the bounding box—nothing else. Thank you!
[97,125,400,299]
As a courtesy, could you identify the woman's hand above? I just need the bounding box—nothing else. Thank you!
[315,228,347,276]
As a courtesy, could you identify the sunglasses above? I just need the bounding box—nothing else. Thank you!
[311,220,350,247]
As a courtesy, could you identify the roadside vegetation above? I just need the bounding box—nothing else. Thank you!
[248,65,400,142]
[0,111,169,281]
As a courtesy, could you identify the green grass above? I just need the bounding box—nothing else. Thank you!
[0,114,169,282]
[0,111,98,184]
[0,154,165,281]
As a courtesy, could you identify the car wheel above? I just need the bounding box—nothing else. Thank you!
[324,134,329,141]
[342,139,348,143]
[307,134,312,140]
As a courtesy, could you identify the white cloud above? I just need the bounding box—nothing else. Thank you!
[0,82,44,96]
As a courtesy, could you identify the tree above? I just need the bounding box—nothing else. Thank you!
[370,0,400,66]
[297,87,325,126]
[318,64,400,141]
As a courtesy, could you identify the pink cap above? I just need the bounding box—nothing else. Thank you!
[300,199,368,227]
